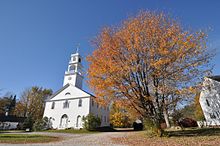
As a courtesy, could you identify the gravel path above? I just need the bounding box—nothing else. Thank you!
[0,131,133,146]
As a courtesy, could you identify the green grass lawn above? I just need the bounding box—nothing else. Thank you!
[0,134,59,144]
[46,128,100,134]
[0,130,25,133]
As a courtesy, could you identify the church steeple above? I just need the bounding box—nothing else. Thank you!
[63,50,84,88]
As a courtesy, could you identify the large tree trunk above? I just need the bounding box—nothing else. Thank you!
[163,108,170,128]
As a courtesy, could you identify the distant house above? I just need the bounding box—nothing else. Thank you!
[0,115,25,130]
[43,51,110,129]
[200,76,220,126]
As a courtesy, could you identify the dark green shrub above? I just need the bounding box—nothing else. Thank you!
[82,114,101,131]
[33,117,49,131]
[22,116,33,131]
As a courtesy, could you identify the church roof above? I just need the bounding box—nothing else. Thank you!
[207,75,220,82]
[0,115,26,122]
[46,83,95,101]
[46,83,70,100]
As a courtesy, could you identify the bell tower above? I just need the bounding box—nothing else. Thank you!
[63,51,83,89]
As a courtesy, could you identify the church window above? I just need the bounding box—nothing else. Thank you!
[78,58,81,62]
[78,99,82,107]
[63,100,69,108]
[206,99,210,106]
[51,102,55,109]
[65,92,71,95]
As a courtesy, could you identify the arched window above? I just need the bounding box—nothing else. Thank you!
[78,99,82,107]
[65,92,71,95]
[78,58,81,62]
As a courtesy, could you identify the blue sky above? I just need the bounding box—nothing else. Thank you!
[0,0,220,97]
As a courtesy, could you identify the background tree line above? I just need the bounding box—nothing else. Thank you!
[0,87,52,130]
[0,92,16,115]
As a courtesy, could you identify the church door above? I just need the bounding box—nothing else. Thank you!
[60,114,68,129]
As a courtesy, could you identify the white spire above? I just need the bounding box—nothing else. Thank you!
[63,50,83,88]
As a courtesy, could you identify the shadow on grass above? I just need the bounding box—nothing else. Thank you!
[96,127,134,132]
[0,127,135,134]
[51,127,135,133]
[167,128,220,137]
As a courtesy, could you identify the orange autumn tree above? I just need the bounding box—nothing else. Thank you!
[110,100,135,128]
[87,11,213,136]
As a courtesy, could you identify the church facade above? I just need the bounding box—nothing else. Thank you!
[200,76,220,126]
[43,52,110,129]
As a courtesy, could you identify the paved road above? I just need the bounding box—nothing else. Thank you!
[0,131,133,146]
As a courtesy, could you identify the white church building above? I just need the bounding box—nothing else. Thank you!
[43,51,110,129]
[200,76,220,126]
